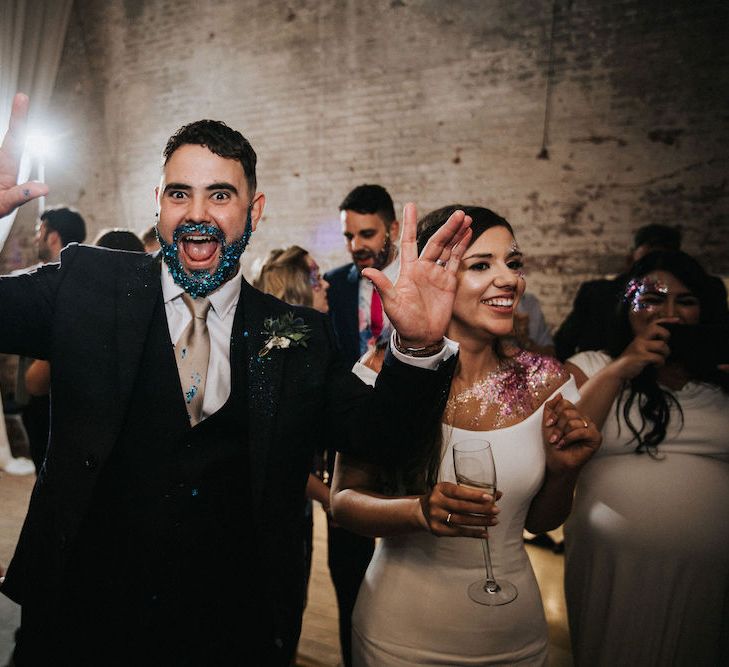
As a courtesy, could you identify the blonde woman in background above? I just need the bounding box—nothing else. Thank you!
[254,245,330,314]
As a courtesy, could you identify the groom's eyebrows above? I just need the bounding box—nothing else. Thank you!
[162,182,239,194]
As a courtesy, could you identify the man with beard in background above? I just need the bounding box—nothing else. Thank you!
[326,184,400,367]
[322,184,400,666]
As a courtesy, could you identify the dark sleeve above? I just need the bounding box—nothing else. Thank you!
[554,283,592,362]
[0,250,76,359]
[323,325,456,467]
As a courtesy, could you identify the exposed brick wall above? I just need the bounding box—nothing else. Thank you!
[2,0,727,336]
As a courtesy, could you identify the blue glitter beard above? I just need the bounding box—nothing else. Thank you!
[157,211,253,298]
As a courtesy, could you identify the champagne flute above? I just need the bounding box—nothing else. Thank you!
[452,439,517,605]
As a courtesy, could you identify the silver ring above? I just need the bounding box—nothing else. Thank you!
[445,512,452,525]
[435,259,447,267]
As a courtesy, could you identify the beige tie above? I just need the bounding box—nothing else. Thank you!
[175,293,212,426]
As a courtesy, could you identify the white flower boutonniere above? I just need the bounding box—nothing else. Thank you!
[258,312,312,357]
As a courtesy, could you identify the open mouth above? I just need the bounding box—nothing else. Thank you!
[172,224,226,270]
[481,297,514,308]
[181,234,220,265]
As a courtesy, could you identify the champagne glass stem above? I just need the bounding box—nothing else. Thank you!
[480,532,501,593]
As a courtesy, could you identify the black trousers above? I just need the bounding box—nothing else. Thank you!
[13,566,270,667]
[327,523,375,667]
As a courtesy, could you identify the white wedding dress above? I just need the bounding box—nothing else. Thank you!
[351,368,578,666]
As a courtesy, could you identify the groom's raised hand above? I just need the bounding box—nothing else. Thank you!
[0,93,49,219]
[363,203,471,349]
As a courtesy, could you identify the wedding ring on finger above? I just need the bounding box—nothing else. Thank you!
[582,419,588,428]
[434,258,447,268]
[445,512,452,525]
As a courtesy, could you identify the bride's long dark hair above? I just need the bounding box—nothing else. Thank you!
[606,250,729,455]
[391,205,516,493]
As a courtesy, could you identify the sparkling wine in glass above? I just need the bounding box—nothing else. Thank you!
[452,439,517,606]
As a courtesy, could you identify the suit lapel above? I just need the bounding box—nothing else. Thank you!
[235,280,287,512]
[115,254,164,427]
[346,265,359,354]
[344,266,360,360]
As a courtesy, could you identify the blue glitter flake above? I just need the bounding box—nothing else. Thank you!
[181,348,188,359]
[185,385,199,403]
[191,488,199,497]
[157,212,253,298]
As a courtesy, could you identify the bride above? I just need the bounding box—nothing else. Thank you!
[331,204,601,666]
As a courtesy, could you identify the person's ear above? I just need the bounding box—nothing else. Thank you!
[389,219,401,241]
[47,229,62,248]
[249,192,266,232]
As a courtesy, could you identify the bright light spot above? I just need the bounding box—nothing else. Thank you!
[25,130,55,160]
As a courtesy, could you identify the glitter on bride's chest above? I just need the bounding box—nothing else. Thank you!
[447,352,563,429]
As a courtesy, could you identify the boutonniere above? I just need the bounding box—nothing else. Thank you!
[258,312,312,357]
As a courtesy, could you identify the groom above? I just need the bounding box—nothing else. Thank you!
[0,94,471,666]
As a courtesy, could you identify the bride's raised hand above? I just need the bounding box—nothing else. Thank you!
[364,203,471,349]
[0,93,49,219]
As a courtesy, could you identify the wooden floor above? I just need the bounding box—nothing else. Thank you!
[0,473,572,666]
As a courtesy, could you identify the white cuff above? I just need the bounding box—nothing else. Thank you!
[389,332,458,370]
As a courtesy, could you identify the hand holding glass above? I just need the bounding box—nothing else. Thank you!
[452,439,517,605]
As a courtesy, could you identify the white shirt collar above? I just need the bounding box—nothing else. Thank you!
[160,260,243,319]
[383,252,400,281]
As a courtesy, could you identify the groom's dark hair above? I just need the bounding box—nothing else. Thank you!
[163,120,258,196]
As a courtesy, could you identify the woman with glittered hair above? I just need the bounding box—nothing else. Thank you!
[562,250,729,666]
[330,205,601,666]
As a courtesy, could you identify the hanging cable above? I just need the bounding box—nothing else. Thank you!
[537,0,559,160]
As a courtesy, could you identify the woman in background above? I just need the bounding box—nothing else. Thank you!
[332,206,600,666]
[254,245,329,315]
[563,250,729,666]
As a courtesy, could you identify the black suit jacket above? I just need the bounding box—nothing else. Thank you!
[553,276,626,361]
[0,245,455,662]
[324,262,360,368]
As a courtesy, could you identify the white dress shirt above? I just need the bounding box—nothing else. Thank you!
[162,263,243,418]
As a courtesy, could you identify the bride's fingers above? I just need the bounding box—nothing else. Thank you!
[398,202,418,264]
[445,225,472,272]
[440,511,493,537]
[420,209,467,263]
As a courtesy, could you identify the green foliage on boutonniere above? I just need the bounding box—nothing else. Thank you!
[258,312,312,357]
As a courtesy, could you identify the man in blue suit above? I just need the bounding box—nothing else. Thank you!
[325,184,400,368]
[323,184,400,666]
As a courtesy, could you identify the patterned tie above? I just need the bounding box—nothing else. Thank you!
[370,287,383,340]
[175,293,212,426]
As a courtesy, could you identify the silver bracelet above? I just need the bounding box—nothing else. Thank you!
[393,332,445,358]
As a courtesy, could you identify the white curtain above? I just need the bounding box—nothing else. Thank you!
[0,0,74,249]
